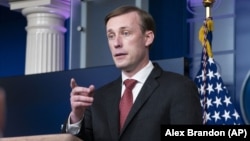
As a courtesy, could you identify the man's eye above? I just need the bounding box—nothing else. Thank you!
[107,34,114,39]
[122,31,130,36]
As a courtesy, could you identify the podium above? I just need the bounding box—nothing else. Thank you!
[1,133,83,141]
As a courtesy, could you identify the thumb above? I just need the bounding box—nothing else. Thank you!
[88,85,95,96]
[70,78,78,89]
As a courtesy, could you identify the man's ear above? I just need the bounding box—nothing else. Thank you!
[145,30,154,47]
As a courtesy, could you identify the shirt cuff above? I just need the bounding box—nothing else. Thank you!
[66,115,83,135]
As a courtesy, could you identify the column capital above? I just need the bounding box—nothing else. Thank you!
[8,0,70,18]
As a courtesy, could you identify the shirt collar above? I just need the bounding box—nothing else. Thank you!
[122,61,154,83]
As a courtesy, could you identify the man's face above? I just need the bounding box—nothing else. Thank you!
[106,11,153,74]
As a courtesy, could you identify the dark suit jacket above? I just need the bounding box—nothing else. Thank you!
[62,63,202,141]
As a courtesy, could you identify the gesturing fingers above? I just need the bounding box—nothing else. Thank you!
[69,78,95,123]
[71,95,94,107]
[70,78,95,97]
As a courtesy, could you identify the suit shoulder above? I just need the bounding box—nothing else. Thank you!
[162,70,191,80]
[159,70,197,87]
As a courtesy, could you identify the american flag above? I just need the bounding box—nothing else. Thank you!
[194,18,244,125]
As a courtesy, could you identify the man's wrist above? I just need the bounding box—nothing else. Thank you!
[66,115,83,135]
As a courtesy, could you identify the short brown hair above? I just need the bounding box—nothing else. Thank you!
[104,5,156,34]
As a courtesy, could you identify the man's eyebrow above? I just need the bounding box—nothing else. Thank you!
[120,26,129,30]
[107,29,113,33]
[107,26,131,33]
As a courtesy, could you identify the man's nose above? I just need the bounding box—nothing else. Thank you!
[114,35,122,48]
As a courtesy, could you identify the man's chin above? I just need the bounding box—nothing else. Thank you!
[114,63,127,70]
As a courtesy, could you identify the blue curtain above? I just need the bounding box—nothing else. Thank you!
[148,0,189,60]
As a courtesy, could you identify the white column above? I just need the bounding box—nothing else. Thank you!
[8,0,70,75]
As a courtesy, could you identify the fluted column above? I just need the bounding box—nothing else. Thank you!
[8,0,70,75]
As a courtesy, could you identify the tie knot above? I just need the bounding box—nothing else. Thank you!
[124,79,137,90]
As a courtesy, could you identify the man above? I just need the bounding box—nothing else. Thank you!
[62,5,202,141]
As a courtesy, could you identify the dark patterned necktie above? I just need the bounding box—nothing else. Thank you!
[119,79,137,131]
